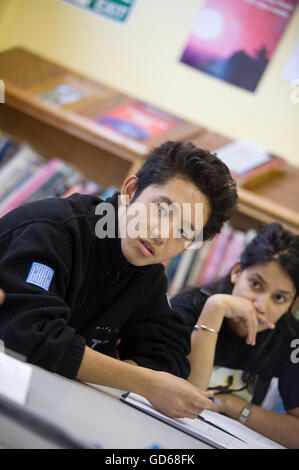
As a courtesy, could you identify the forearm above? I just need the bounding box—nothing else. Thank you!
[76,346,153,396]
[76,346,214,419]
[188,298,224,390]
[221,395,299,449]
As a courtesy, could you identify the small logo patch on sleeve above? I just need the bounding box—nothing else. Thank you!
[26,262,54,291]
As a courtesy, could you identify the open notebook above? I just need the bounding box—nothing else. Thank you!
[121,393,285,449]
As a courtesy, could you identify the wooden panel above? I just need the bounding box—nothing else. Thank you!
[0,105,130,189]
[192,132,299,231]
[0,47,205,160]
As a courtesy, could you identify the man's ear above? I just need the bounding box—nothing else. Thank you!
[120,175,138,206]
[291,295,299,316]
[230,261,242,285]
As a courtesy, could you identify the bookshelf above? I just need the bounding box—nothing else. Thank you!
[0,47,298,235]
[191,132,299,235]
[0,47,205,189]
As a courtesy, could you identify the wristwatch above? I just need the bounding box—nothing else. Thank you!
[239,402,254,424]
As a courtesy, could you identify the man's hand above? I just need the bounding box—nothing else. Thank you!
[0,289,5,305]
[144,370,213,418]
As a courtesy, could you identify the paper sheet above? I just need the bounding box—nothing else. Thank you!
[0,351,32,405]
[124,393,285,449]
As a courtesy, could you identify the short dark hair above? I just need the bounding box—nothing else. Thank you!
[133,141,238,241]
[240,223,299,295]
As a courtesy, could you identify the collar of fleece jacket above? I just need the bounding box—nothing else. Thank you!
[98,192,155,275]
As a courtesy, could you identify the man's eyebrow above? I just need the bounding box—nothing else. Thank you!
[156,196,174,206]
[253,272,293,297]
[156,196,196,234]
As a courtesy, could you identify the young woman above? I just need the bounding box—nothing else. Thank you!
[171,223,299,448]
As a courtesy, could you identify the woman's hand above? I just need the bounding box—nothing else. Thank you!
[206,294,275,346]
[209,393,247,420]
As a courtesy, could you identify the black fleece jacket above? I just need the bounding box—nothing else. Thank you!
[0,193,191,380]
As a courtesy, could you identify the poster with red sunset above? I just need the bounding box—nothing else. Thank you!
[180,0,298,92]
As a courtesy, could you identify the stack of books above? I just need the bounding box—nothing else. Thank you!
[215,140,285,189]
[0,133,116,218]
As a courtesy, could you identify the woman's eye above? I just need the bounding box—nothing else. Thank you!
[275,295,286,304]
[250,279,260,289]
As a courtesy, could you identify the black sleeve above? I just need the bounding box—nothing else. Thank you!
[0,221,86,379]
[170,290,206,328]
[118,268,192,379]
[278,321,299,411]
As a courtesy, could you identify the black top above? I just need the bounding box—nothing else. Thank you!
[171,275,299,411]
[0,193,191,380]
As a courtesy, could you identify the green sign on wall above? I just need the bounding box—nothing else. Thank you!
[62,0,136,24]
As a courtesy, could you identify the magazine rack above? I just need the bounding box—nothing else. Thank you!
[0,47,298,233]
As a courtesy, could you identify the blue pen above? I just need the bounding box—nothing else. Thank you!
[209,397,221,405]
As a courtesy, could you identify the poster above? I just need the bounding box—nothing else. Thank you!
[180,0,299,92]
[61,0,137,24]
[95,101,180,140]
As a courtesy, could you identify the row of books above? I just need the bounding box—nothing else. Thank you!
[0,132,117,217]
[166,224,256,298]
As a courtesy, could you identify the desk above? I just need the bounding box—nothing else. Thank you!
[0,363,211,449]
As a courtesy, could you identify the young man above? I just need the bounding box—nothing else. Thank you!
[0,141,237,418]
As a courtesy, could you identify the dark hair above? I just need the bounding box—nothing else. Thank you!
[240,223,299,295]
[133,141,238,241]
[181,223,299,404]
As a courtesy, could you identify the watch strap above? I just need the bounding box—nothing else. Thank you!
[239,402,254,424]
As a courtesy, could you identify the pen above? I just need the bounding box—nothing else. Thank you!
[209,397,221,405]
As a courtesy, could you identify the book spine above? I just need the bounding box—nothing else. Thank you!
[196,235,220,286]
[186,241,212,287]
[168,248,197,298]
[200,225,233,285]
[0,159,64,216]
[217,230,246,278]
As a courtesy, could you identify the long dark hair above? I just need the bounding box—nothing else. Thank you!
[194,223,299,403]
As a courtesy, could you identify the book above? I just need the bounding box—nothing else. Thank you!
[184,240,213,287]
[216,140,285,188]
[168,248,198,298]
[121,393,285,449]
[216,230,246,278]
[95,100,181,141]
[196,235,221,286]
[0,134,20,165]
[200,224,234,285]
[165,253,184,287]
[0,146,44,204]
[0,158,67,216]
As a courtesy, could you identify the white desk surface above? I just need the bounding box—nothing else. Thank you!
[1,363,212,449]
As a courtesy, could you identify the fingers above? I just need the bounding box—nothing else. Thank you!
[256,313,275,330]
[245,309,258,346]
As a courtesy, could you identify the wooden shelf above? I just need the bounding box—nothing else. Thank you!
[0,47,205,188]
[0,47,298,234]
[191,132,299,234]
